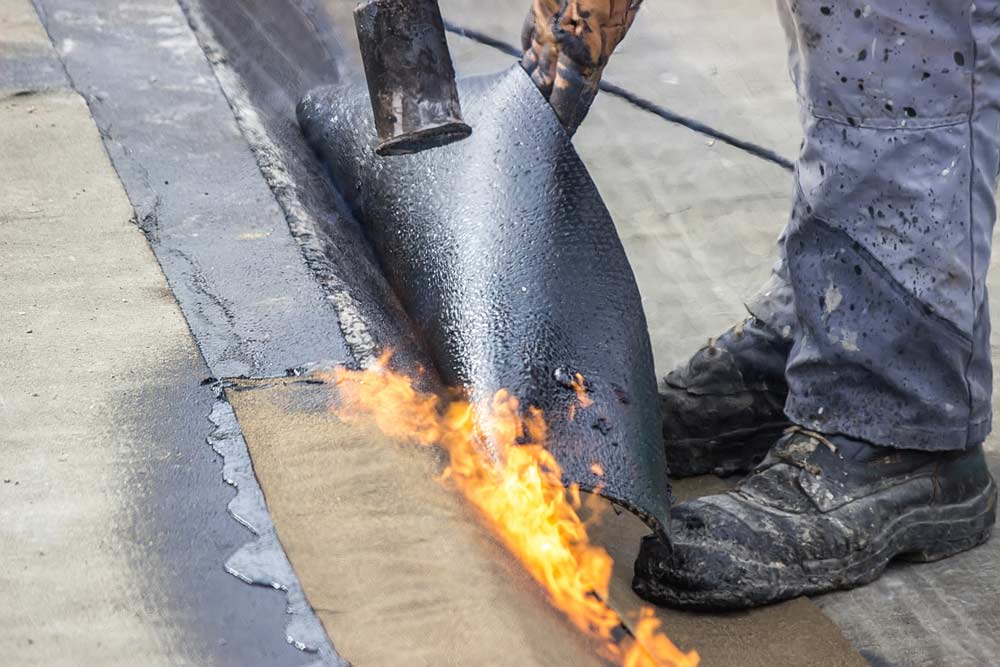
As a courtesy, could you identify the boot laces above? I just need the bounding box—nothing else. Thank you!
[769,426,839,475]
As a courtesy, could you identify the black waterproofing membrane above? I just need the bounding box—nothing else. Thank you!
[298,66,671,534]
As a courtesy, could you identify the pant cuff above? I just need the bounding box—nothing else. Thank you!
[785,399,990,452]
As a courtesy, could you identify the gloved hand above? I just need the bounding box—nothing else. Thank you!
[521,0,642,133]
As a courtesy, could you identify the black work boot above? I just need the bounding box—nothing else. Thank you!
[662,317,793,477]
[633,428,997,610]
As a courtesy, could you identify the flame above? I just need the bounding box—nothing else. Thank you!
[324,353,698,667]
[567,372,593,422]
[626,609,689,667]
[572,372,594,409]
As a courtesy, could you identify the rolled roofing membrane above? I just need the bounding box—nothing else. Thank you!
[298,65,671,533]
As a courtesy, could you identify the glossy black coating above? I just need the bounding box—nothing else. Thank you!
[298,66,671,533]
[354,0,471,156]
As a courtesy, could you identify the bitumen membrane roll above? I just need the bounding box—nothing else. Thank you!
[298,65,671,533]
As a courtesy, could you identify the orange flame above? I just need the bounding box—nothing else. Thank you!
[572,372,594,409]
[324,353,698,667]
[567,372,593,422]
[626,609,690,667]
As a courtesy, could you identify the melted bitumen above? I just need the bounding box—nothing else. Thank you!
[115,350,317,665]
[208,401,347,666]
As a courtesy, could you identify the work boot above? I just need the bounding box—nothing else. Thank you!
[633,428,997,611]
[662,317,793,478]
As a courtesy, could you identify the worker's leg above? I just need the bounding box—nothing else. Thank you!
[637,0,1000,609]
[778,4,997,451]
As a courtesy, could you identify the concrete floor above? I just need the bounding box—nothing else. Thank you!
[0,87,187,667]
[3,0,1000,665]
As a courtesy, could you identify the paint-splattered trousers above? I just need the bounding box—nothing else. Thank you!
[749,1,1000,451]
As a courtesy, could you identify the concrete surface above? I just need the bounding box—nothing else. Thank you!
[1,87,179,667]
[0,0,328,663]
[0,0,63,89]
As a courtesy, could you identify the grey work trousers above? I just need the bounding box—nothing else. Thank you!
[749,1,1000,450]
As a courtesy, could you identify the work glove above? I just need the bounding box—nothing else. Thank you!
[521,0,643,133]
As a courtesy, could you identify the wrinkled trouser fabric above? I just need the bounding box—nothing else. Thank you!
[749,1,1000,451]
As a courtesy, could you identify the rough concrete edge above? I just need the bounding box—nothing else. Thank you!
[177,0,378,369]
[23,1,343,662]
[208,397,348,667]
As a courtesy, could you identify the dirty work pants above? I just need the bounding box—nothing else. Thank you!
[749,1,1000,451]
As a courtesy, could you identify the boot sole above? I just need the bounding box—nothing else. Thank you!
[636,478,997,610]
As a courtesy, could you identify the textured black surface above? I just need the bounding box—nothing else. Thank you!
[298,66,671,532]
